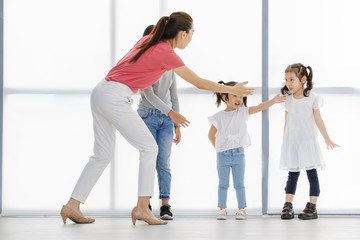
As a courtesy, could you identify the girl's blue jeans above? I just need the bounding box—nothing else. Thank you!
[137,106,174,199]
[217,147,246,208]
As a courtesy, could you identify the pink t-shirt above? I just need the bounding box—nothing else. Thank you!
[105,36,185,93]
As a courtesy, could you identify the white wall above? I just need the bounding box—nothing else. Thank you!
[2,0,359,215]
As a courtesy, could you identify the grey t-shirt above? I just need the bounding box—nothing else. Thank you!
[138,70,179,115]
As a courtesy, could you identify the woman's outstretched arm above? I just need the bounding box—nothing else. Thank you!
[174,66,254,96]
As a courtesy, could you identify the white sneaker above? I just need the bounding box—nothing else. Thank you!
[217,209,227,220]
[235,209,246,220]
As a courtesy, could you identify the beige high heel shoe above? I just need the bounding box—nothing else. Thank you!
[60,205,95,224]
[131,206,167,225]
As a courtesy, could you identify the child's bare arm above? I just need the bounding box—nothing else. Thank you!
[313,109,339,149]
[208,125,217,148]
[248,94,286,115]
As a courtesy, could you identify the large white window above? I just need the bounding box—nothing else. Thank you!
[3,0,358,215]
[2,0,262,215]
[268,0,360,213]
[3,0,112,214]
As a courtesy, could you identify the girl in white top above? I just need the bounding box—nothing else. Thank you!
[208,81,285,220]
[279,63,339,220]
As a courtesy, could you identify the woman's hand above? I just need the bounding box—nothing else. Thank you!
[168,110,190,128]
[173,126,181,145]
[233,81,254,97]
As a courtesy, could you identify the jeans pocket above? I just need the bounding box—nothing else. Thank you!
[137,109,150,119]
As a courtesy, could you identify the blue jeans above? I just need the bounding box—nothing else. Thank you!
[217,147,246,208]
[137,106,174,199]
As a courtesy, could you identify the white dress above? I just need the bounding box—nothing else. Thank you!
[280,93,325,172]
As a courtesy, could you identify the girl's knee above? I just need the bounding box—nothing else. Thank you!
[156,164,171,173]
[234,184,245,190]
[288,171,300,180]
[306,169,319,180]
[218,183,229,189]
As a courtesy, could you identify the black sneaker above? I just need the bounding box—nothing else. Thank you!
[298,202,318,220]
[281,202,294,220]
[160,205,173,220]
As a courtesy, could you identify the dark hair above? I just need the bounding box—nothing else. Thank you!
[215,81,247,107]
[281,63,314,97]
[130,12,193,63]
[143,25,155,37]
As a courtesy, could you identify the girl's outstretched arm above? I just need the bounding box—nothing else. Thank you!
[313,109,339,149]
[173,66,254,97]
[248,94,286,115]
[208,125,217,148]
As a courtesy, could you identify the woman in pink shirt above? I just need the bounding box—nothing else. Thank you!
[60,11,254,226]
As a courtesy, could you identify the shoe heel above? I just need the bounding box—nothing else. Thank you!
[131,207,137,225]
[60,206,68,224]
[61,213,68,224]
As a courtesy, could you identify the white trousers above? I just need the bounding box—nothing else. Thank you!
[71,79,158,203]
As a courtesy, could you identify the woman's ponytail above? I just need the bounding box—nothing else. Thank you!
[130,12,193,63]
[130,16,169,63]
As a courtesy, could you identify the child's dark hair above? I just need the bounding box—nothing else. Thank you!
[130,12,193,63]
[143,25,155,37]
[215,81,247,107]
[281,63,314,97]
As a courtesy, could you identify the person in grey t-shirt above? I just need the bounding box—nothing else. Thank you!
[137,25,184,220]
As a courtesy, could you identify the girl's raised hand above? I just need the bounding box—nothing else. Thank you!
[325,138,339,150]
[168,110,190,128]
[233,81,254,97]
[272,94,287,104]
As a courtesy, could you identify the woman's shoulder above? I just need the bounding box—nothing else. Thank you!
[136,36,150,47]
[153,41,174,53]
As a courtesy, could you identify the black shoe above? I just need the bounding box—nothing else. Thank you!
[160,205,173,220]
[281,202,294,220]
[298,202,318,220]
